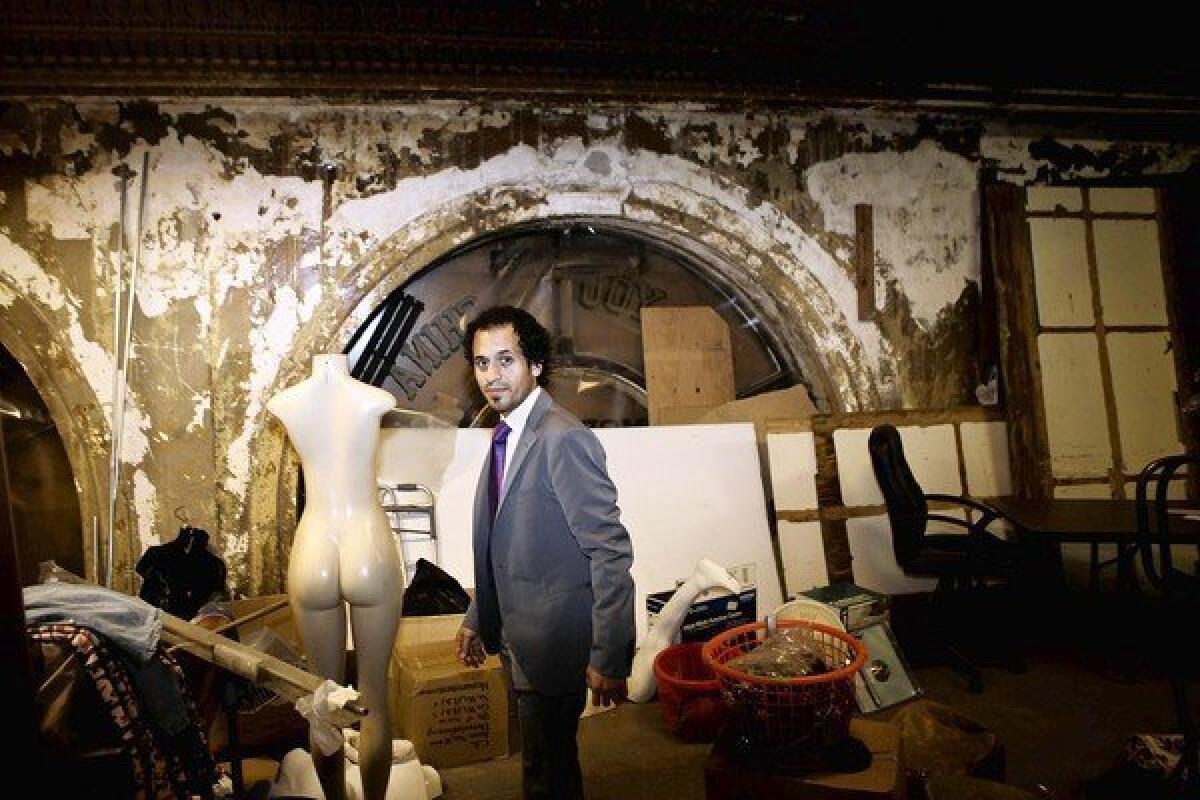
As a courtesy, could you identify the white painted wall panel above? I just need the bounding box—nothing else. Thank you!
[1094,220,1167,326]
[765,430,819,511]
[1026,187,1083,212]
[846,515,939,595]
[1107,332,1182,470]
[835,424,961,507]
[960,421,1012,498]
[1090,188,1156,213]
[1029,218,1093,327]
[776,520,828,597]
[1039,333,1112,478]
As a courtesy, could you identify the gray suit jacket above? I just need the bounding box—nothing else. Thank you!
[464,391,635,694]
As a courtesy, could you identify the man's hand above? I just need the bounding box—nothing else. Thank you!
[456,625,486,667]
[586,665,628,707]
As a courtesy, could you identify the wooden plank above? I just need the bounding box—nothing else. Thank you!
[641,306,735,426]
[778,498,999,523]
[765,418,816,433]
[809,405,1005,434]
[812,429,852,583]
[986,183,1053,499]
[1082,188,1129,497]
[855,203,876,321]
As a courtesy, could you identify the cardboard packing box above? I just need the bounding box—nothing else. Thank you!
[389,616,509,769]
[646,586,757,643]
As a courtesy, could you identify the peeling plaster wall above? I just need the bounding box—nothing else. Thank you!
[2,98,1196,592]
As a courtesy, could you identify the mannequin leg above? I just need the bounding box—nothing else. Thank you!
[350,602,402,800]
[628,558,739,702]
[293,604,348,800]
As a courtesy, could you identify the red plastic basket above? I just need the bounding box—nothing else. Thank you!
[653,642,726,741]
[701,620,867,752]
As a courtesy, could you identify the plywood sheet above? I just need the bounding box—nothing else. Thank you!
[766,430,818,511]
[378,423,782,644]
[1094,220,1167,326]
[1090,188,1155,213]
[835,424,961,507]
[641,306,735,425]
[1026,187,1083,213]
[960,421,1012,497]
[1029,218,1093,327]
[658,384,818,440]
[777,520,828,597]
[1107,332,1181,470]
[1038,333,1112,478]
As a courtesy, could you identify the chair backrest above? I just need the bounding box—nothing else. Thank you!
[1135,454,1200,599]
[868,424,929,566]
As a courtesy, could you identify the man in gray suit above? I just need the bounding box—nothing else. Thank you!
[455,306,635,800]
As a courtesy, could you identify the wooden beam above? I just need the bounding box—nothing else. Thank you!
[986,183,1053,500]
[809,405,1006,434]
[855,203,875,321]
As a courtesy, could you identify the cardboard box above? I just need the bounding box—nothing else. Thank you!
[799,582,889,631]
[646,587,757,643]
[229,593,301,650]
[390,638,509,769]
[394,612,468,648]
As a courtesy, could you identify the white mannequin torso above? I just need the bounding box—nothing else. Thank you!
[267,353,402,800]
[267,354,401,608]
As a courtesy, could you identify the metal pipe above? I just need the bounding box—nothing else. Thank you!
[105,164,129,587]
[108,152,149,587]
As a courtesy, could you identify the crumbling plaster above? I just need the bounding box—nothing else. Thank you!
[1,98,1196,593]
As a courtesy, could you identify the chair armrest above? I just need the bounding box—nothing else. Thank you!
[925,493,1009,529]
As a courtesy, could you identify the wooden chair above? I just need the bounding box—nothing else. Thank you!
[1134,455,1200,797]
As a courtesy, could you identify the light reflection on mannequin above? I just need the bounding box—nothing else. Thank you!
[267,354,401,800]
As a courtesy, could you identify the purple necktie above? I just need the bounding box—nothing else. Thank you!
[489,421,512,522]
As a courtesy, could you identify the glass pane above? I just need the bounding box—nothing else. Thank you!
[1026,187,1082,213]
[1038,333,1112,479]
[1094,220,1168,326]
[348,224,797,427]
[1029,218,1093,327]
[1107,332,1181,471]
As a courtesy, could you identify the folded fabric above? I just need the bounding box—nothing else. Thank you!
[24,582,162,664]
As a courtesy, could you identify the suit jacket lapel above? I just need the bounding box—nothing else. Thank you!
[496,390,551,517]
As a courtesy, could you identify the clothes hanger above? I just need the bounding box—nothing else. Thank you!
[173,506,195,549]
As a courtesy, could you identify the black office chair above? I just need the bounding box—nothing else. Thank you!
[1134,455,1200,797]
[868,424,1023,692]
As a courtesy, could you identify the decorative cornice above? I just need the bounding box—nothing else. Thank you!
[2,1,1197,137]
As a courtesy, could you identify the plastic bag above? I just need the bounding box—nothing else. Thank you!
[727,625,832,679]
[401,558,470,616]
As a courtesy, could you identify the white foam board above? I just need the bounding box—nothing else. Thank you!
[766,430,819,511]
[835,424,961,507]
[377,422,782,644]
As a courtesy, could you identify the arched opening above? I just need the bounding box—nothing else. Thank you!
[344,220,816,427]
[0,344,83,585]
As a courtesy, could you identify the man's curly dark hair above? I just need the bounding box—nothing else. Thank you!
[463,305,551,387]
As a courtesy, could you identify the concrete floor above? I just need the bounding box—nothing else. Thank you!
[437,584,1195,800]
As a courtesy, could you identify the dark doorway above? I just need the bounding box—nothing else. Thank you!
[0,345,83,586]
